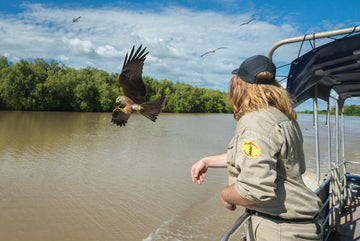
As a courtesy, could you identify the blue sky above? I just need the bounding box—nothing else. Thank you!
[1,0,359,110]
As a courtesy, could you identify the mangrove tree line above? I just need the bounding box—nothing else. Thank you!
[0,57,231,113]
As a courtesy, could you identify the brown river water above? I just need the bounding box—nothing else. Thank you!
[0,111,359,241]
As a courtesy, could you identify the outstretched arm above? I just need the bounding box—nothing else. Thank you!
[191,153,227,184]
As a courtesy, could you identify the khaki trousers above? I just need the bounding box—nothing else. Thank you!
[247,215,323,241]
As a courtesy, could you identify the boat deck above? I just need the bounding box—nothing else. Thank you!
[328,200,360,241]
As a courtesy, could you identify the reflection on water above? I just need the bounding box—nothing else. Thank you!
[0,111,359,241]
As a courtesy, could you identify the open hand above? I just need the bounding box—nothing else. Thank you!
[191,159,208,184]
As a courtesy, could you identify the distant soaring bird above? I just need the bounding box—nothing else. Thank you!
[72,16,81,23]
[240,18,255,26]
[200,47,227,57]
[111,45,166,127]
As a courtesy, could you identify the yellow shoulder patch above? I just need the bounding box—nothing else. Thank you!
[241,141,260,158]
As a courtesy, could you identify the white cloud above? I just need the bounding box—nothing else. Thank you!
[58,54,69,62]
[96,45,122,58]
[0,3,325,91]
[62,38,96,56]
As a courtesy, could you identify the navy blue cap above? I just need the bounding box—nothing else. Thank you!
[231,55,276,84]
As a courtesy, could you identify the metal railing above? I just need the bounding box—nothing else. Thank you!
[220,212,249,241]
[267,26,360,60]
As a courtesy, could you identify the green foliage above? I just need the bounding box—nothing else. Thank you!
[298,105,360,116]
[143,77,231,113]
[343,105,360,116]
[0,56,230,113]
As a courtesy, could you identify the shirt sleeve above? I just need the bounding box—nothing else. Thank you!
[234,127,283,203]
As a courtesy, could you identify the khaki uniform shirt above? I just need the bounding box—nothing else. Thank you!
[227,107,322,219]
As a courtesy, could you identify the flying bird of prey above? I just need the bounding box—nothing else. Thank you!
[72,16,81,23]
[111,45,166,127]
[200,47,227,57]
[240,18,255,26]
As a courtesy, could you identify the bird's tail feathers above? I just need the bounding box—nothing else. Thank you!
[140,95,166,122]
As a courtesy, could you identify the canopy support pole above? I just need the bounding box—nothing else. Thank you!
[314,86,321,182]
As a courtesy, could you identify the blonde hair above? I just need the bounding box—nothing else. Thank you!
[228,72,297,121]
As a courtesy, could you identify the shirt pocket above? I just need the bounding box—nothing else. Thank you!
[227,137,236,165]
[227,137,239,178]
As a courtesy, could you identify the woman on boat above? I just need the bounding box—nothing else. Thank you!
[191,55,323,241]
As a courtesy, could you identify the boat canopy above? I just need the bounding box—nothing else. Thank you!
[286,33,360,107]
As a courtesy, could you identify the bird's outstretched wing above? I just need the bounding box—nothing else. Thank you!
[119,45,149,104]
[200,47,226,57]
[200,51,213,57]
[240,18,255,26]
[111,108,130,127]
[72,16,81,23]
